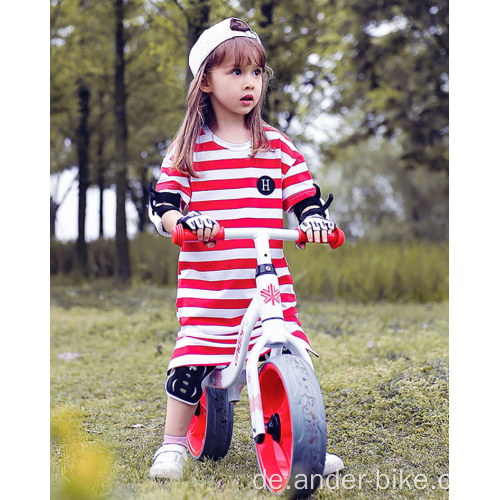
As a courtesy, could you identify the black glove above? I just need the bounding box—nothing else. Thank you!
[177,211,219,248]
[297,213,336,250]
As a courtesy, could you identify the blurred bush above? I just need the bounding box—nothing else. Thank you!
[51,233,180,285]
[51,405,114,500]
[284,240,448,303]
[51,234,448,303]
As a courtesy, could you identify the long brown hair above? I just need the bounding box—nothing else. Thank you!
[170,37,272,177]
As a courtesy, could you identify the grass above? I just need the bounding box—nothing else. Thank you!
[50,234,449,303]
[51,282,448,499]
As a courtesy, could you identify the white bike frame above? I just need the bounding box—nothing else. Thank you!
[194,228,315,442]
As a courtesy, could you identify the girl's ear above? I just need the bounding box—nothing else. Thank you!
[200,74,211,93]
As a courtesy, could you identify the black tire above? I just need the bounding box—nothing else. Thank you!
[187,386,234,460]
[255,355,326,498]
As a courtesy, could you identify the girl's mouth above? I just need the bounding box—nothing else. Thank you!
[240,94,254,106]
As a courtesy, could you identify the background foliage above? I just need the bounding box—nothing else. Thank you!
[50,234,448,303]
[50,0,449,280]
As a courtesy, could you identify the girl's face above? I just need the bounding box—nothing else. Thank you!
[202,61,264,124]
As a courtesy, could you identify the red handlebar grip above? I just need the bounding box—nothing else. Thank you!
[171,224,185,246]
[329,227,345,249]
[296,227,345,249]
[171,224,225,246]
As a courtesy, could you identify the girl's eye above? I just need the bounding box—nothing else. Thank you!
[232,69,242,76]
[253,69,262,76]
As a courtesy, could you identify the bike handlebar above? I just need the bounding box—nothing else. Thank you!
[171,225,345,249]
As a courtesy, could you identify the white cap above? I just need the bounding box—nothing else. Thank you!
[188,18,261,76]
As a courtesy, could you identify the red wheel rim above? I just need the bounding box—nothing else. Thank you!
[187,390,207,457]
[256,363,293,493]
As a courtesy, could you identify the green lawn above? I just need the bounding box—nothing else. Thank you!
[51,282,448,499]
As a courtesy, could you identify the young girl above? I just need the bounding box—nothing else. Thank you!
[147,18,344,480]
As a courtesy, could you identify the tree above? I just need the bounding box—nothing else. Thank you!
[234,0,343,134]
[114,0,131,281]
[332,0,449,171]
[76,80,91,274]
[320,113,449,241]
[51,0,103,273]
[119,0,188,234]
[319,0,449,239]
[50,0,189,277]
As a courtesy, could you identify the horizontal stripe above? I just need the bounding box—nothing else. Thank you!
[195,140,228,152]
[179,324,262,338]
[283,186,316,212]
[282,160,310,180]
[175,333,263,346]
[178,274,293,291]
[191,187,280,202]
[178,257,289,272]
[191,177,282,192]
[177,297,252,310]
[193,150,281,163]
[282,182,314,201]
[179,245,283,262]
[176,292,296,310]
[192,197,281,212]
[177,301,298,321]
[179,315,245,328]
[177,283,296,300]
[282,171,313,190]
[179,239,284,252]
[171,345,248,358]
[281,151,304,171]
[178,266,293,283]
[213,218,284,229]
[192,165,281,180]
[177,286,255,300]
[158,167,190,182]
[177,304,248,317]
[195,207,283,222]
[166,350,272,369]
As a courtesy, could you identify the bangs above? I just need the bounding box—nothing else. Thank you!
[207,37,266,70]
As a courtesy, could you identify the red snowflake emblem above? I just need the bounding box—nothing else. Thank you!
[260,283,281,305]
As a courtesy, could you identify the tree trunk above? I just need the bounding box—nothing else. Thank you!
[97,92,106,239]
[50,197,58,238]
[97,142,105,238]
[139,167,148,232]
[135,167,148,233]
[76,80,90,276]
[258,2,275,123]
[114,0,130,281]
[185,0,210,88]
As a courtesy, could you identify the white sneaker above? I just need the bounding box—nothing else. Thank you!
[149,444,188,480]
[323,452,344,476]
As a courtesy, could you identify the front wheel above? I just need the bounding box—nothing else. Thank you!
[255,355,327,498]
[187,387,234,460]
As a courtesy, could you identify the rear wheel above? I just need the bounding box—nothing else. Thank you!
[187,387,234,460]
[255,355,326,498]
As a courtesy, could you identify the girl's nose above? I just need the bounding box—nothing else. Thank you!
[244,78,255,89]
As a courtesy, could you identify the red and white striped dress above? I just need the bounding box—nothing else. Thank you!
[156,125,317,370]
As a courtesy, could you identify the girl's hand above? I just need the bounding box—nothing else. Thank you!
[297,214,336,249]
[177,211,220,248]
